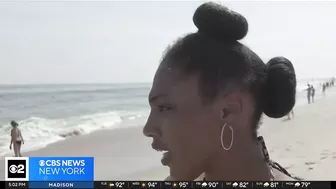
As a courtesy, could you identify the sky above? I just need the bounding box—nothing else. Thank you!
[0,0,336,84]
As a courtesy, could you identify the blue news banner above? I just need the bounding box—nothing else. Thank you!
[4,157,94,189]
[3,157,335,189]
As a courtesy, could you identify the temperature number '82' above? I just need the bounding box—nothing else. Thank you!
[239,182,248,188]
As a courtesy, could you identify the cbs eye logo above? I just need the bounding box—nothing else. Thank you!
[7,159,26,178]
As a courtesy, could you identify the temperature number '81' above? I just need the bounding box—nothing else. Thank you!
[270,182,279,188]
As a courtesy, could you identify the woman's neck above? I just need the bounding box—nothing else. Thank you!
[204,141,272,181]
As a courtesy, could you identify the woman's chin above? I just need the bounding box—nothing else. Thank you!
[169,165,201,181]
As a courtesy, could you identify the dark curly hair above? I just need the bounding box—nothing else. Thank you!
[11,120,18,127]
[160,2,296,137]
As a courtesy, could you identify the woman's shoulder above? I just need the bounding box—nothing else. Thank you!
[272,168,298,181]
[195,173,205,181]
[269,161,302,181]
[10,128,15,136]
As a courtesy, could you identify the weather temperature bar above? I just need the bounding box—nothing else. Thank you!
[3,181,333,189]
[93,181,332,189]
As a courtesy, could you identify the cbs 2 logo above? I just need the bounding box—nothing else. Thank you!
[9,164,25,174]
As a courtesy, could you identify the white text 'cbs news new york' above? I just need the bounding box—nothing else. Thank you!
[38,159,86,176]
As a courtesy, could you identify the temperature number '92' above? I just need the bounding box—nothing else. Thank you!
[115,182,124,188]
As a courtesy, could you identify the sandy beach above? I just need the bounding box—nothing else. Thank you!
[1,88,336,181]
[3,0,336,183]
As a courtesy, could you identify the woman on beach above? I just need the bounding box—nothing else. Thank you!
[311,86,315,103]
[305,84,311,104]
[9,120,24,157]
[143,2,298,181]
[322,83,326,96]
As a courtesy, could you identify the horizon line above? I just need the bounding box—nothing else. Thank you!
[0,77,334,86]
[0,82,152,86]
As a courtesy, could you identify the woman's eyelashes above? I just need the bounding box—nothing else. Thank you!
[157,104,172,112]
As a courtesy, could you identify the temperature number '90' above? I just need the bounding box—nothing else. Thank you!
[208,182,219,188]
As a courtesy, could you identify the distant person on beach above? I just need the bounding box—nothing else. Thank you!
[144,2,298,181]
[305,84,311,104]
[322,83,326,96]
[9,120,24,157]
[311,86,315,103]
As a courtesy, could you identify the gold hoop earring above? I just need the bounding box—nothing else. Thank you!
[220,123,233,151]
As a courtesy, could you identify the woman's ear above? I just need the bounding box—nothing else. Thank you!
[221,107,229,120]
[219,92,243,122]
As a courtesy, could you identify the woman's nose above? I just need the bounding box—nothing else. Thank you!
[143,114,161,138]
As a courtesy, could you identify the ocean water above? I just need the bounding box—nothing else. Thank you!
[0,78,334,156]
[0,83,151,155]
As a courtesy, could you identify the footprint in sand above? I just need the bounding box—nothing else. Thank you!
[320,151,336,160]
[320,156,327,160]
[320,150,330,158]
[305,162,315,166]
[308,167,313,171]
[296,141,304,145]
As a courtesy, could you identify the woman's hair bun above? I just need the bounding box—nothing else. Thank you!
[263,57,296,118]
[193,2,248,41]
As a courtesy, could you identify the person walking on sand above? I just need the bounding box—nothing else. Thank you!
[322,83,326,96]
[305,84,311,104]
[311,86,315,103]
[9,120,24,157]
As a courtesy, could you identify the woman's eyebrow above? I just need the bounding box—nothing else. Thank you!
[149,93,168,104]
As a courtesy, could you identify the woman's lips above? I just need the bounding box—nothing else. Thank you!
[161,151,172,166]
[152,142,171,166]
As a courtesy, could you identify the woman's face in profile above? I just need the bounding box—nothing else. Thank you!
[143,63,223,180]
